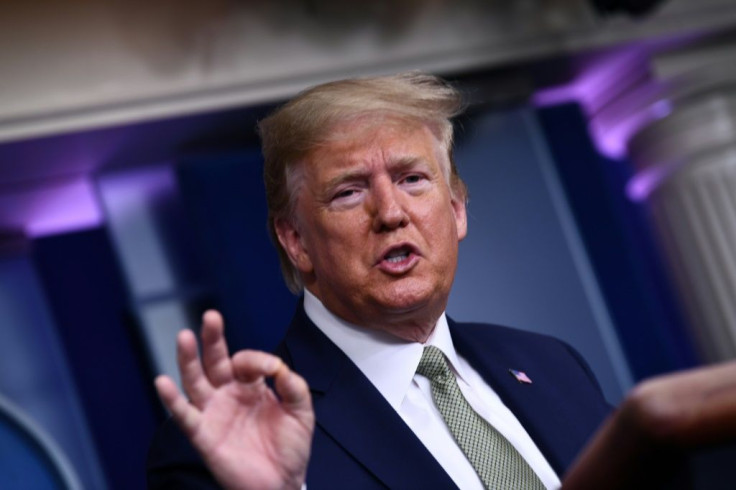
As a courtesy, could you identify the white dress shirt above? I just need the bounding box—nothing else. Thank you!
[303,290,561,490]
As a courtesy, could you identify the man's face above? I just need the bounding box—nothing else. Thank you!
[276,117,467,341]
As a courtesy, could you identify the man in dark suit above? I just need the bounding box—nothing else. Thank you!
[148,72,612,489]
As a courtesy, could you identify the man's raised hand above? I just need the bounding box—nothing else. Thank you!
[154,310,314,490]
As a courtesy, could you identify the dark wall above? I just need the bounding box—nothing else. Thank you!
[33,228,159,490]
[177,150,297,353]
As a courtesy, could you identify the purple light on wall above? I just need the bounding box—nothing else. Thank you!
[589,97,672,159]
[534,48,670,160]
[626,164,671,201]
[97,164,177,214]
[534,49,649,112]
[23,178,103,237]
[532,83,581,107]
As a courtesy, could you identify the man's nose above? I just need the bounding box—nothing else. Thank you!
[370,180,409,232]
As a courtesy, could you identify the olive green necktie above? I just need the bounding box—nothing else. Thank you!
[416,345,545,490]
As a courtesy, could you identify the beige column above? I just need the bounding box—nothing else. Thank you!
[629,65,736,361]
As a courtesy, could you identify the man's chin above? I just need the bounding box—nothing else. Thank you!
[370,286,447,323]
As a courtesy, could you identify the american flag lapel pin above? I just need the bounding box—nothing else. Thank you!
[509,369,533,384]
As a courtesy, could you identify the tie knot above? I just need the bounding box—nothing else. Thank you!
[416,345,452,381]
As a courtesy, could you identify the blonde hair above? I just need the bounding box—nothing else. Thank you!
[258,71,467,293]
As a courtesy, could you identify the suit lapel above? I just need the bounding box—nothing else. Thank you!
[281,306,458,489]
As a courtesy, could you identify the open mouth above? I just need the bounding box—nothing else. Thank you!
[378,243,420,269]
[377,243,419,274]
[385,246,412,264]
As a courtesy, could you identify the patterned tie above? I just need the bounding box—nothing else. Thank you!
[416,345,545,490]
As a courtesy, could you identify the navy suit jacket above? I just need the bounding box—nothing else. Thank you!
[147,304,611,489]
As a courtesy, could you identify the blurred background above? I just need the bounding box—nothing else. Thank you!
[2,0,736,488]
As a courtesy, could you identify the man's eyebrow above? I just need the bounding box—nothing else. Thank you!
[388,156,430,173]
[324,168,371,191]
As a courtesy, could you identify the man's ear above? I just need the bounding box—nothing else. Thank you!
[274,217,314,274]
[451,193,468,241]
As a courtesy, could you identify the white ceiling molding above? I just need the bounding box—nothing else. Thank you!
[0,0,735,143]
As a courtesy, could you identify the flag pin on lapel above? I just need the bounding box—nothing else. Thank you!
[509,369,533,384]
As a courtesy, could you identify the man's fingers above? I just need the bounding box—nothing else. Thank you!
[626,360,736,445]
[200,310,233,387]
[231,350,283,384]
[155,375,201,437]
[231,350,313,416]
[177,329,214,406]
[274,363,313,415]
[233,350,283,383]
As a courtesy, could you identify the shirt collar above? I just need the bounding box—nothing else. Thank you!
[303,289,467,411]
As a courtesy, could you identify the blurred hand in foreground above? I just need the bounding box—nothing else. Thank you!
[563,361,736,489]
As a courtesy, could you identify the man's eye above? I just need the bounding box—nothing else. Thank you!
[402,174,424,184]
[334,189,356,200]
